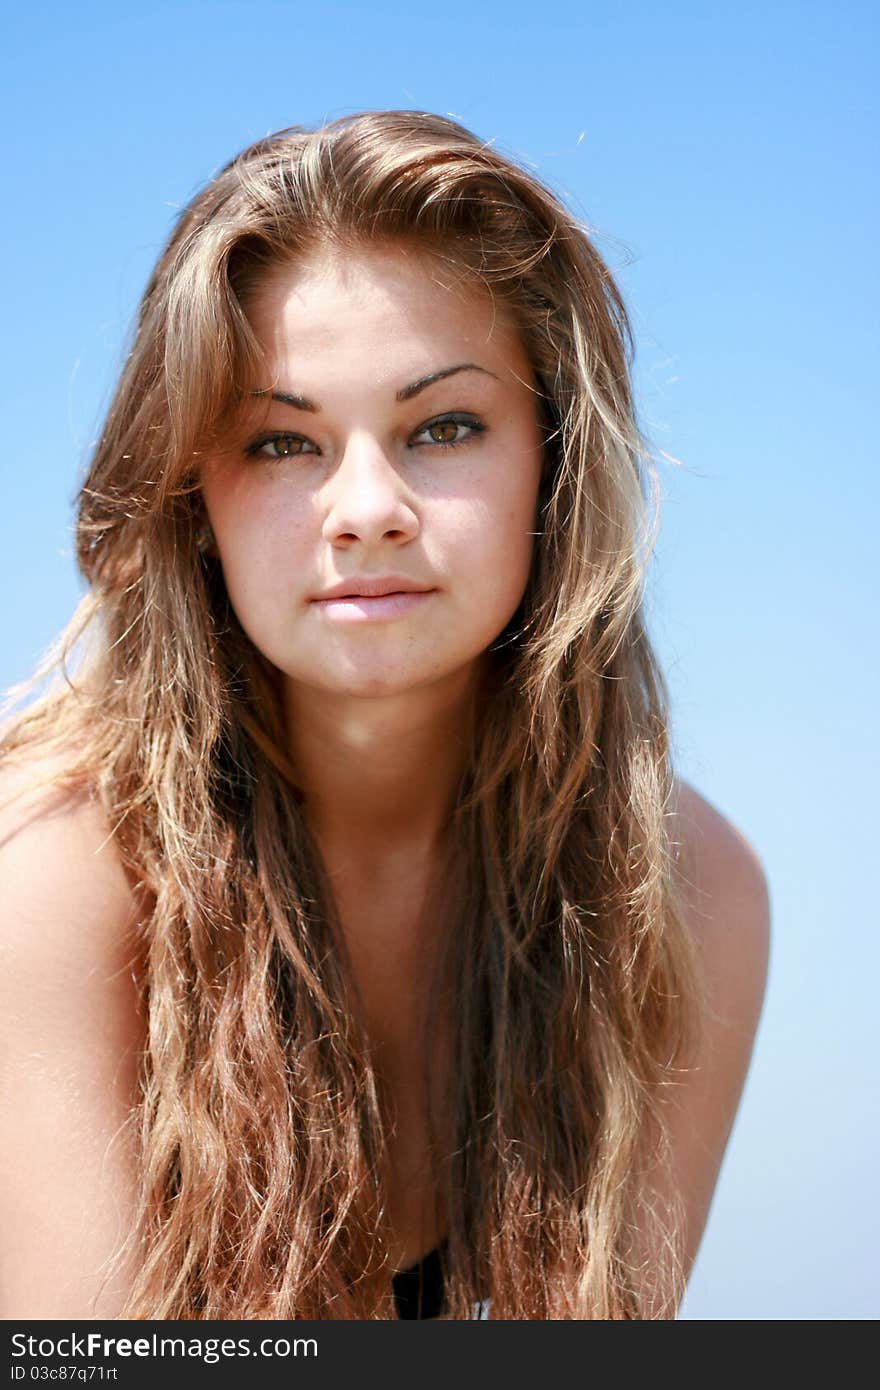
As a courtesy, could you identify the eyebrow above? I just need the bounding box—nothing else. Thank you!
[396,362,498,401]
[254,362,498,413]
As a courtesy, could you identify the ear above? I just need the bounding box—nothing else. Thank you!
[195,519,219,557]
[191,493,219,559]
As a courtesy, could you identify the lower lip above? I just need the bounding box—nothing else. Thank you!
[311,590,436,622]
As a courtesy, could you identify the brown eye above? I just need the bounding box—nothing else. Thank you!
[411,414,484,449]
[270,435,305,456]
[428,420,460,444]
[244,432,319,461]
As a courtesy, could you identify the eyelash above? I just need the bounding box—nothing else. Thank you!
[243,412,486,461]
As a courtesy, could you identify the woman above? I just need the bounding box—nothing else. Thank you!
[0,111,769,1320]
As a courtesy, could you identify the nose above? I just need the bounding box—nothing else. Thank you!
[321,434,420,550]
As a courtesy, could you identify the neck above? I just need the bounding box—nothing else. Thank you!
[283,666,480,876]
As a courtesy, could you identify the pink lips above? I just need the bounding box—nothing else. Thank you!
[310,576,436,623]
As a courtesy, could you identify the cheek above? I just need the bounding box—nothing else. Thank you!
[207,477,307,561]
[469,456,541,552]
[203,480,316,616]
[442,469,540,603]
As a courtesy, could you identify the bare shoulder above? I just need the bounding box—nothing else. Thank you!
[0,748,146,1317]
[642,778,772,1296]
[670,776,769,898]
[669,776,771,1026]
[0,748,146,993]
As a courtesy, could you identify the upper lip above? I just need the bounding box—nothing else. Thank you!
[313,576,436,600]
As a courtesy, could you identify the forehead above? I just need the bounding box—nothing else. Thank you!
[243,243,532,385]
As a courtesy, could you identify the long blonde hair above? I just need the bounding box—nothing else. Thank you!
[1,111,702,1318]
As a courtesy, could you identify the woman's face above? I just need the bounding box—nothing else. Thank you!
[199,243,544,704]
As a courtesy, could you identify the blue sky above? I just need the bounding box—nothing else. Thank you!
[2,0,877,1318]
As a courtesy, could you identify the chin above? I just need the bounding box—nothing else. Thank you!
[331,673,424,699]
[288,653,476,703]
